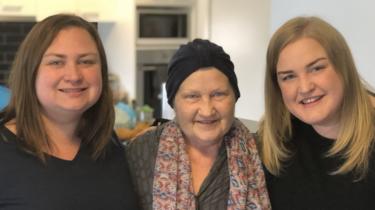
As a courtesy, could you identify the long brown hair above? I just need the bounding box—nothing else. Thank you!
[0,14,114,161]
[258,16,375,180]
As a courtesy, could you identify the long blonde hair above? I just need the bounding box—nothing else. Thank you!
[258,16,375,180]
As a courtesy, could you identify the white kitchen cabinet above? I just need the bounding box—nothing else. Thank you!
[36,0,76,21]
[76,0,118,22]
[0,0,36,17]
[36,0,117,22]
[136,0,195,7]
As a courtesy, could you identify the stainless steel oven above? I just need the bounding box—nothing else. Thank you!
[136,49,176,119]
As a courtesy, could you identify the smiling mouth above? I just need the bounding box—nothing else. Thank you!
[59,88,87,93]
[300,95,323,104]
[196,119,219,125]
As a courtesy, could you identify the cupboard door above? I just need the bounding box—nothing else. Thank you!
[0,0,36,17]
[76,0,118,22]
[36,0,76,21]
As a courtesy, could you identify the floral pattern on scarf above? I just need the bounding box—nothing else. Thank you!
[152,119,271,210]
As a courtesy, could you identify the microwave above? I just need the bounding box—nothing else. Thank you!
[136,6,190,47]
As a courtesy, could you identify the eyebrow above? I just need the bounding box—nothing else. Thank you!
[43,54,65,58]
[43,53,98,58]
[277,57,328,75]
[306,57,327,68]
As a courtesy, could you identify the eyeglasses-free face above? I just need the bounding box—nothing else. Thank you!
[36,27,102,119]
[276,37,344,138]
[173,67,236,147]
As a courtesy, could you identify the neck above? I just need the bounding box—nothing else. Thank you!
[41,112,81,160]
[187,142,221,162]
[186,139,222,160]
[312,122,340,139]
[42,113,79,138]
[186,139,222,194]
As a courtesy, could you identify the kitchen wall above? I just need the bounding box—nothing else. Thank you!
[98,0,137,101]
[209,0,270,121]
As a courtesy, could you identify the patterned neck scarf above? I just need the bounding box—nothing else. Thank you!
[152,119,270,210]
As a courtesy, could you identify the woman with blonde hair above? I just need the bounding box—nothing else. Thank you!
[258,16,375,209]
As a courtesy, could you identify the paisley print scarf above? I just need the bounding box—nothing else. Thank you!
[152,119,270,210]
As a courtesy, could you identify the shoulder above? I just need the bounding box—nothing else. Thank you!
[0,123,17,144]
[123,124,165,210]
[0,124,33,169]
[124,124,165,170]
[234,119,257,143]
[125,124,163,155]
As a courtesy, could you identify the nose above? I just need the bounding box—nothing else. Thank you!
[298,75,314,94]
[64,63,83,84]
[198,97,216,117]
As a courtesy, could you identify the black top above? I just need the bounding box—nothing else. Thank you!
[265,118,375,210]
[125,124,230,210]
[0,125,140,210]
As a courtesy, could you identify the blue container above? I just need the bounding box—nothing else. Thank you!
[115,102,137,128]
[0,85,10,110]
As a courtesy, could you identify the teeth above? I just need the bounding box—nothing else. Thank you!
[301,96,320,104]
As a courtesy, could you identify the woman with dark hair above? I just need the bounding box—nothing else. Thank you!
[0,14,139,209]
[126,39,270,210]
[258,16,375,209]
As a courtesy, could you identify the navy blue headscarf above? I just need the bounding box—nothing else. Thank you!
[166,39,240,107]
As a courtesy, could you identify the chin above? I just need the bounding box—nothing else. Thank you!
[64,102,95,110]
[196,134,223,144]
[296,115,326,126]
[60,106,89,113]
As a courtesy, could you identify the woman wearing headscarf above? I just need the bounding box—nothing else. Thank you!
[126,39,270,210]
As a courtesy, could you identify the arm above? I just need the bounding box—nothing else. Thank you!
[124,126,163,210]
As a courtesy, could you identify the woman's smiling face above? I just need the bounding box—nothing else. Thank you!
[36,27,102,118]
[276,37,344,135]
[173,67,236,147]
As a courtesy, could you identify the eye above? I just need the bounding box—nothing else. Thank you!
[185,94,199,99]
[78,59,97,65]
[181,92,201,102]
[279,73,296,82]
[310,65,325,72]
[211,91,227,98]
[47,60,64,66]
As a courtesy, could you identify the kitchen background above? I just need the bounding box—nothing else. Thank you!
[1,0,374,125]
